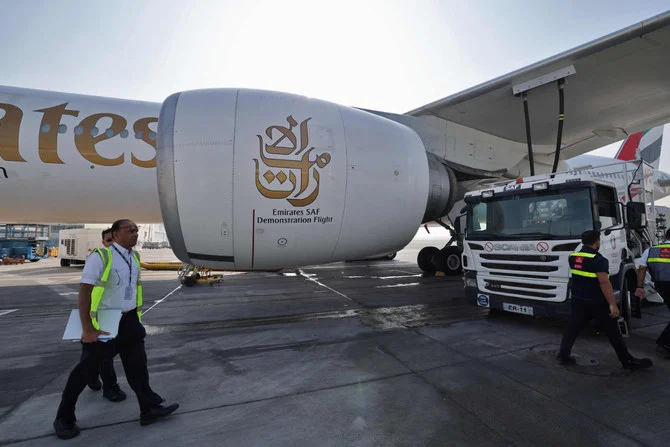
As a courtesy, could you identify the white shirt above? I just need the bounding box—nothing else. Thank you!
[81,242,139,312]
[638,240,670,268]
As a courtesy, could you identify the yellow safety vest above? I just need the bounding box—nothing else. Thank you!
[569,251,597,278]
[89,247,143,330]
[647,244,670,264]
[646,244,670,282]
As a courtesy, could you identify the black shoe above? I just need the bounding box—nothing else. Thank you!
[54,418,80,440]
[87,378,102,391]
[556,353,577,365]
[623,357,653,371]
[140,403,179,426]
[655,345,670,359]
[149,392,166,406]
[103,384,127,402]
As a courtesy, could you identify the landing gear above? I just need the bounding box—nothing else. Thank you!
[417,246,439,273]
[417,245,462,275]
[437,246,462,275]
[417,220,463,275]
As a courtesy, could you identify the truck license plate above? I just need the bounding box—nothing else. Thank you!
[503,303,534,316]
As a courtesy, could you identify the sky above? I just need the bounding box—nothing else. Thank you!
[1,0,669,197]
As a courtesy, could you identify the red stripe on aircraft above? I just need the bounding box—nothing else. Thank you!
[617,132,643,160]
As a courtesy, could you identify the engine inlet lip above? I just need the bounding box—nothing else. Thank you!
[156,91,190,264]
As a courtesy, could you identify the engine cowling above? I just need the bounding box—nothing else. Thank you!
[156,89,435,269]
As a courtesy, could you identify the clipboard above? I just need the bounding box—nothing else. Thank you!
[62,309,122,341]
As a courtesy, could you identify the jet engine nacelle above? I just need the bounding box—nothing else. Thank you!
[156,89,450,269]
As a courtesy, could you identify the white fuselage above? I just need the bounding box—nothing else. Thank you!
[2,85,668,227]
[0,86,161,223]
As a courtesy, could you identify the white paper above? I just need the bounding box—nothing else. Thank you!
[62,309,123,341]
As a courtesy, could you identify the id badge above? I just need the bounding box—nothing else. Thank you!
[125,285,134,302]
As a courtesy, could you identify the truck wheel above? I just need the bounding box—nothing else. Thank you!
[29,259,41,263]
[417,247,439,273]
[60,259,71,267]
[621,278,633,330]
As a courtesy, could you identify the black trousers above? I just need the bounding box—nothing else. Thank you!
[653,281,670,348]
[84,350,117,390]
[559,298,631,365]
[57,310,159,422]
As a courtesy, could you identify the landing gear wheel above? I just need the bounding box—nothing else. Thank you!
[417,246,439,273]
[438,246,462,275]
[385,252,397,261]
[60,259,71,267]
[183,276,197,287]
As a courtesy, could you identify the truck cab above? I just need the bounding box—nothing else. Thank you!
[462,160,654,327]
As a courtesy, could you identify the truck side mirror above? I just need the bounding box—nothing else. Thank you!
[454,216,462,235]
[626,202,647,229]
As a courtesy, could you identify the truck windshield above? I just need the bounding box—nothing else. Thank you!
[467,188,593,240]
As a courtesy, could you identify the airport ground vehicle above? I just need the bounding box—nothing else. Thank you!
[178,264,224,287]
[0,224,52,263]
[58,228,103,267]
[461,160,658,329]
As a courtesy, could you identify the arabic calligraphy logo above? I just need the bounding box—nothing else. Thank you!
[253,116,331,207]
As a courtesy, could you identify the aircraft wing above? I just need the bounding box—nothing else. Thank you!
[407,10,670,160]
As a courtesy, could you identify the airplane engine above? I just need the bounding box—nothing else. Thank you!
[156,89,454,270]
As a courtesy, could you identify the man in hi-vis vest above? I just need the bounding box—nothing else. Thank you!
[54,220,179,440]
[635,227,670,359]
[84,228,124,399]
[557,230,652,370]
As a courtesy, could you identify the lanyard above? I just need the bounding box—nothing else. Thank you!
[112,245,133,284]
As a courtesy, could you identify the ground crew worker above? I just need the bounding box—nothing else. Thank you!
[557,230,653,370]
[85,228,125,401]
[54,219,178,440]
[635,228,670,359]
[84,230,164,404]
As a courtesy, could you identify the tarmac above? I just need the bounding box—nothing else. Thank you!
[1,234,670,446]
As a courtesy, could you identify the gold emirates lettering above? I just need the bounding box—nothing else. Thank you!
[75,113,127,166]
[36,103,79,164]
[0,102,157,168]
[0,103,24,162]
[131,117,158,168]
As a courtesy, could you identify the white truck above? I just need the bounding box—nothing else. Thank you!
[58,228,104,267]
[461,160,658,329]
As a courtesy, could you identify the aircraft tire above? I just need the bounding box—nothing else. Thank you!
[417,246,439,273]
[440,246,462,275]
